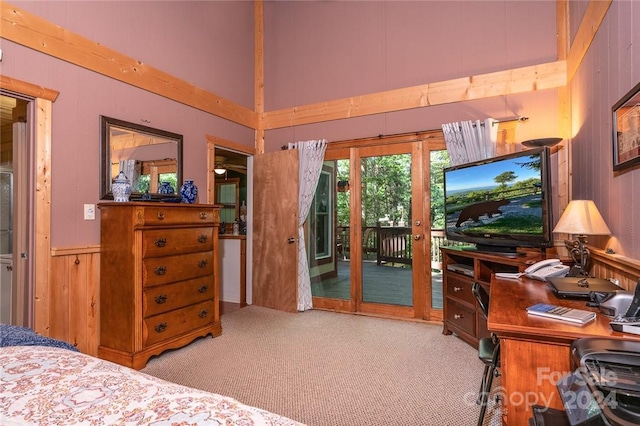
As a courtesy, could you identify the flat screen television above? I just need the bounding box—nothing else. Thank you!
[443,147,553,255]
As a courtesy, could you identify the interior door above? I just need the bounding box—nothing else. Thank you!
[252,149,299,312]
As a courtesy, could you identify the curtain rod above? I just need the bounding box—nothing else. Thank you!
[280,115,529,149]
[472,115,529,127]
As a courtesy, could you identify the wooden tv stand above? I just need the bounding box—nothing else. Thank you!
[441,246,543,348]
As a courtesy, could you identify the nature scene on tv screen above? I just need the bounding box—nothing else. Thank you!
[445,153,544,237]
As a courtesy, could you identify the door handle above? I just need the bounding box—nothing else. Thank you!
[287,237,298,244]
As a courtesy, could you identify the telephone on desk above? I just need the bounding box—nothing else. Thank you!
[524,259,570,282]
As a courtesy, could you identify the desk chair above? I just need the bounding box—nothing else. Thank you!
[472,281,500,426]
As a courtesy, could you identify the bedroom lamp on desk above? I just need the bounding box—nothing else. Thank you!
[553,200,611,277]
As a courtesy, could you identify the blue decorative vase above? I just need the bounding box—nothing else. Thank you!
[158,181,174,195]
[112,171,131,202]
[180,179,198,204]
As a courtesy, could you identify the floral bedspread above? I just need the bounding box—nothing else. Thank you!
[0,346,305,426]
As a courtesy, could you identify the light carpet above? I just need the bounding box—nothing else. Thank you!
[142,306,502,426]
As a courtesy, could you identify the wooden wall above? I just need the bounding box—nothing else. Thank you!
[48,242,639,357]
[591,248,640,291]
[49,247,100,355]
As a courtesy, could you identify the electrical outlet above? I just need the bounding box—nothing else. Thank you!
[84,204,95,220]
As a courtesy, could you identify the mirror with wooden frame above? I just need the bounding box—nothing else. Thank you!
[100,116,183,201]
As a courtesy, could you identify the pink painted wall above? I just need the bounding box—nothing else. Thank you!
[3,1,255,247]
[4,0,637,261]
[569,0,640,260]
[263,1,559,150]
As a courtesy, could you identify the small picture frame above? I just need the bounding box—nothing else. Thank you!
[613,81,640,171]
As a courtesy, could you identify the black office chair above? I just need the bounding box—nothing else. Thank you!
[472,281,500,426]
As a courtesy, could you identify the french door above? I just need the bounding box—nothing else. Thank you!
[311,140,443,321]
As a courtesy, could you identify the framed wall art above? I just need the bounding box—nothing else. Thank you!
[613,81,640,171]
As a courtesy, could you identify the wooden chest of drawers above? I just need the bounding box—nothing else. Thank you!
[98,202,221,369]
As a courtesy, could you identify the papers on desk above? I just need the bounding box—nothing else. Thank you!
[495,272,523,280]
[526,303,597,325]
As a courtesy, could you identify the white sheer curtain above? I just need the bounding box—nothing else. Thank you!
[119,159,139,190]
[442,118,498,166]
[287,139,328,311]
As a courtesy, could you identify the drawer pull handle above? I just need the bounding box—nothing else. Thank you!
[155,322,168,333]
[155,294,167,304]
[198,260,208,268]
[199,212,207,220]
[154,238,167,247]
[154,266,167,275]
[453,287,462,292]
[199,309,209,318]
[198,285,209,293]
[198,235,208,243]
[157,212,165,220]
[454,314,463,320]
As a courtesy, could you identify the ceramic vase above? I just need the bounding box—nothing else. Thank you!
[112,171,131,202]
[158,181,174,195]
[180,179,198,204]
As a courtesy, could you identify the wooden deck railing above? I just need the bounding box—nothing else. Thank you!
[336,226,452,270]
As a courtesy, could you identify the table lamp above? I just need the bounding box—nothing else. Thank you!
[553,200,611,277]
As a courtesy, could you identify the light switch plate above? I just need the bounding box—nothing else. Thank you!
[84,204,95,220]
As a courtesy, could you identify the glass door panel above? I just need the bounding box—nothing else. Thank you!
[360,153,413,307]
[310,160,350,301]
[429,150,450,309]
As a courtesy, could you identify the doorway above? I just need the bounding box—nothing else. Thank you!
[311,137,444,321]
[0,93,31,326]
[210,143,252,315]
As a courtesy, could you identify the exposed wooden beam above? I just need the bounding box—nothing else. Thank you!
[254,0,265,154]
[3,0,606,137]
[0,2,258,129]
[262,61,567,130]
[566,0,612,82]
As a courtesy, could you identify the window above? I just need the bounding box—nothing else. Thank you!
[215,178,240,224]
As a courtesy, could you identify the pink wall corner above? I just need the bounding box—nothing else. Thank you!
[569,0,640,260]
[6,1,256,247]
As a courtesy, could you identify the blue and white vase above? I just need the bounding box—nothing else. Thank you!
[158,181,174,195]
[112,171,131,202]
[180,179,198,204]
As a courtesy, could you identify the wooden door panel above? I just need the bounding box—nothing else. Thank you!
[252,150,299,312]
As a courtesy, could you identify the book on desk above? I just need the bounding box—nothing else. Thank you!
[526,303,597,325]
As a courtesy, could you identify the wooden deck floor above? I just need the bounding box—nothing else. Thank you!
[311,259,443,309]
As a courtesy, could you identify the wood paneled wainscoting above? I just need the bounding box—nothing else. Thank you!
[590,247,640,290]
[44,244,639,359]
[49,246,101,356]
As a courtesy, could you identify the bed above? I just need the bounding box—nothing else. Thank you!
[0,325,304,425]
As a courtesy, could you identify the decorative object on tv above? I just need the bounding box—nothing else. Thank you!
[552,200,611,277]
[180,179,198,204]
[613,81,640,171]
[443,147,553,255]
[112,171,131,202]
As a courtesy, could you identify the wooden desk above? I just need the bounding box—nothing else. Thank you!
[488,276,640,426]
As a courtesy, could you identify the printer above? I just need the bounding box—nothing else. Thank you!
[556,338,640,426]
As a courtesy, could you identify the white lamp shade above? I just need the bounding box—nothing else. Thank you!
[214,168,226,175]
[553,200,611,236]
